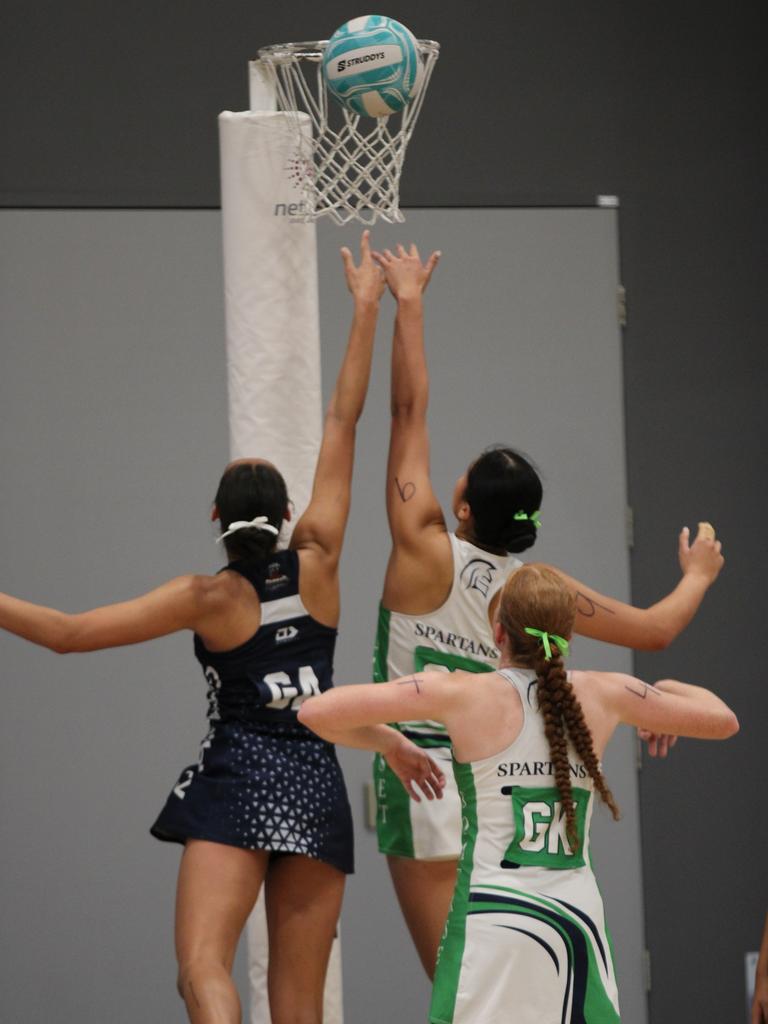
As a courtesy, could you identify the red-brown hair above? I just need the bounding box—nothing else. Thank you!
[498,564,620,848]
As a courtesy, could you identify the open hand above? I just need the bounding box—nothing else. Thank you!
[678,523,724,586]
[372,242,440,301]
[384,733,446,802]
[341,229,386,304]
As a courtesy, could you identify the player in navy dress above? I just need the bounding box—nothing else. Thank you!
[0,232,444,1024]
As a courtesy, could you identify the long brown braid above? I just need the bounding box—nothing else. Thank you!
[498,564,620,851]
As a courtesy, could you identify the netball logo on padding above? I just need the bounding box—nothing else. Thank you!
[460,559,496,597]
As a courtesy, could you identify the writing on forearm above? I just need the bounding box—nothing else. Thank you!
[397,675,422,694]
[575,592,616,618]
[625,682,661,700]
[394,477,416,502]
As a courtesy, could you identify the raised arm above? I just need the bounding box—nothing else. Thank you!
[291,230,384,562]
[0,575,226,654]
[546,524,724,651]
[373,244,444,551]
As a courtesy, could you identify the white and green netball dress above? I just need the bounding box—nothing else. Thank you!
[373,534,521,859]
[430,667,620,1024]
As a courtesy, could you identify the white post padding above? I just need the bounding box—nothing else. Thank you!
[248,60,278,112]
[218,109,343,1024]
[219,110,322,524]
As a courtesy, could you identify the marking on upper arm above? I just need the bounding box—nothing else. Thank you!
[625,682,661,700]
[397,675,422,694]
[575,592,616,618]
[394,477,416,502]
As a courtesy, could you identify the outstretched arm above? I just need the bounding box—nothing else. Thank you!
[291,230,384,562]
[0,575,222,653]
[298,672,451,800]
[591,670,739,740]
[373,244,444,552]
[547,524,724,651]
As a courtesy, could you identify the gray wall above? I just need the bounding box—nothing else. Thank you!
[2,3,765,1020]
[1,207,641,1022]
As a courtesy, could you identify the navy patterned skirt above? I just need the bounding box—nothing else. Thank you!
[150,719,354,874]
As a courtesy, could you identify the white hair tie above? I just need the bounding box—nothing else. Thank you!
[217,516,280,542]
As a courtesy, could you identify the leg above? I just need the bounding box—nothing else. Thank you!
[264,855,346,1024]
[387,855,458,979]
[176,839,269,1024]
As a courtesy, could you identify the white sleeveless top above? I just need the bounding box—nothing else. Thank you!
[459,667,596,878]
[372,533,522,747]
[430,668,620,1024]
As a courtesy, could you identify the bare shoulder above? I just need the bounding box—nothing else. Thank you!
[570,668,652,710]
[188,570,253,609]
[382,529,453,613]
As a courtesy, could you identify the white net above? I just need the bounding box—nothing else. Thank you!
[256,39,439,225]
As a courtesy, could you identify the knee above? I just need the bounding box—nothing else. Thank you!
[271,1010,322,1024]
[176,955,228,1002]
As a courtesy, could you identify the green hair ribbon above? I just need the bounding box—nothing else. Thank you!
[514,509,542,529]
[524,627,569,660]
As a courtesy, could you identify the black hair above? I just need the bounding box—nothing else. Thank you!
[463,446,543,554]
[214,462,288,562]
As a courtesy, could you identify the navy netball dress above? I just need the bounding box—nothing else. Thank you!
[151,550,354,874]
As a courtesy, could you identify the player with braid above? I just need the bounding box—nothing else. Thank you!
[299,563,738,1023]
[368,240,726,979]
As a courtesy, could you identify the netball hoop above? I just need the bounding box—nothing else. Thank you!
[254,39,439,225]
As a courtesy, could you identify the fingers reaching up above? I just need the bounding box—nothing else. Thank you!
[372,242,441,300]
[341,229,386,303]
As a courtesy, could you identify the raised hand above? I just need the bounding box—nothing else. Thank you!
[372,242,440,301]
[678,522,724,585]
[340,229,386,305]
[384,733,446,802]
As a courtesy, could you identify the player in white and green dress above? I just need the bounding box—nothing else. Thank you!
[430,663,620,1024]
[369,241,725,978]
[299,563,738,1022]
[373,532,521,860]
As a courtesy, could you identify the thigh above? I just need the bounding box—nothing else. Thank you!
[387,855,458,979]
[175,839,269,972]
[376,749,462,860]
[264,855,346,1022]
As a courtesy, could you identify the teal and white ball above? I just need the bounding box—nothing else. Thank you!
[323,15,422,117]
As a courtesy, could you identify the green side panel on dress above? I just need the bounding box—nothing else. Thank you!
[429,760,479,1024]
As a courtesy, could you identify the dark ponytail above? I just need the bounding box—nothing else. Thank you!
[214,461,287,562]
[464,447,542,553]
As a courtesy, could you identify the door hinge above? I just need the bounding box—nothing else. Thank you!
[617,285,627,328]
[625,506,634,549]
[643,948,652,992]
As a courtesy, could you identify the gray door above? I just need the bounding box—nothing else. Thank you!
[318,208,647,1024]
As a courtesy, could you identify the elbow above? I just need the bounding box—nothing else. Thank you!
[299,701,337,743]
[390,400,425,420]
[298,699,324,737]
[719,710,740,739]
[639,620,676,652]
[50,640,74,655]
[49,616,80,654]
